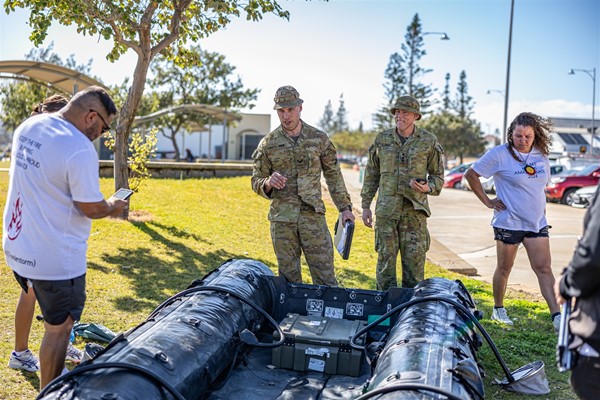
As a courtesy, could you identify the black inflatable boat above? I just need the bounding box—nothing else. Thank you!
[37,258,540,400]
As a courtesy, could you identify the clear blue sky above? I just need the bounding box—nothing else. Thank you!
[1,0,598,135]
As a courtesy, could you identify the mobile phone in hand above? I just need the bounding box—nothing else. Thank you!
[416,178,427,184]
[112,188,134,200]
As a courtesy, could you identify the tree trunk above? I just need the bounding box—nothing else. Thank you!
[113,51,152,219]
[171,135,180,161]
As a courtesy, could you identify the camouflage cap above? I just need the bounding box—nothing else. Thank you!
[390,95,422,120]
[273,85,303,110]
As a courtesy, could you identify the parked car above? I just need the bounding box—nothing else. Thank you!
[550,164,566,176]
[461,174,495,194]
[443,162,472,189]
[570,185,598,208]
[480,176,495,193]
[545,164,600,205]
[552,165,586,177]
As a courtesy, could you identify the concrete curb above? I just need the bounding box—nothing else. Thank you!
[427,238,478,276]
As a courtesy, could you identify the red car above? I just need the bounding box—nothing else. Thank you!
[545,164,600,205]
[443,163,472,189]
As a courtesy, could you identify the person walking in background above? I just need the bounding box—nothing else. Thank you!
[3,86,128,389]
[251,85,354,286]
[465,112,560,331]
[8,94,86,374]
[361,96,444,290]
[555,184,600,399]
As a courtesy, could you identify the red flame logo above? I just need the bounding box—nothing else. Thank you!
[7,194,23,240]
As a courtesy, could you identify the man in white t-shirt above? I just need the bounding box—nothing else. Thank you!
[2,86,128,389]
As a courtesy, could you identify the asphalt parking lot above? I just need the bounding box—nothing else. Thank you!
[339,167,587,295]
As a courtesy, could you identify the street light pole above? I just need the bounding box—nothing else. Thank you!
[487,90,505,140]
[487,89,505,97]
[502,0,515,145]
[423,31,450,40]
[569,68,596,156]
[420,31,450,109]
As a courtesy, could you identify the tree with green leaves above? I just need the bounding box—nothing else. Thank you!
[147,45,258,160]
[420,111,485,164]
[4,0,290,218]
[330,130,377,157]
[0,80,49,131]
[423,69,482,164]
[372,13,433,130]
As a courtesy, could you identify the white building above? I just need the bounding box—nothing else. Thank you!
[155,112,270,161]
[550,116,598,157]
[99,112,271,161]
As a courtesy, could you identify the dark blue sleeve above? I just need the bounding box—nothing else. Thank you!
[560,184,600,299]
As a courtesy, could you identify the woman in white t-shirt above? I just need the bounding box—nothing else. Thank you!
[465,112,560,331]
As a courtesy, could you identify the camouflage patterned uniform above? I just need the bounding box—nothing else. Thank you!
[252,119,352,286]
[361,98,444,290]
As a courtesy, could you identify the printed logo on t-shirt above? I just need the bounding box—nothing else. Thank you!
[514,161,545,179]
[7,194,23,240]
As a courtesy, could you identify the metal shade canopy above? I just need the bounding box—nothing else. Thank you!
[0,60,106,94]
[133,104,242,127]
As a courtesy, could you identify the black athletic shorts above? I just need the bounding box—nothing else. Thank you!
[493,225,550,245]
[13,271,86,325]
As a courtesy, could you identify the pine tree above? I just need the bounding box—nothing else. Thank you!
[318,99,335,134]
[334,93,349,133]
[453,70,474,119]
[372,13,434,130]
[422,70,483,164]
[442,73,452,111]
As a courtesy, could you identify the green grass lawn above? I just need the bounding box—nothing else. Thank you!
[0,174,576,399]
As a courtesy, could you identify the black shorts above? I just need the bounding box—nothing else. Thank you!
[493,226,550,245]
[13,271,86,325]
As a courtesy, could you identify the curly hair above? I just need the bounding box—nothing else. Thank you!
[506,112,554,161]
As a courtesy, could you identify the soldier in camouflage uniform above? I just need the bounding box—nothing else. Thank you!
[251,86,355,286]
[361,96,444,290]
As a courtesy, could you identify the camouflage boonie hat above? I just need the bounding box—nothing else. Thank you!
[273,85,303,110]
[390,95,422,120]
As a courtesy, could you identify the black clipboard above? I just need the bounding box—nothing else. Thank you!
[334,214,354,260]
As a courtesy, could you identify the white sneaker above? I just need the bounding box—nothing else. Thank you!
[8,349,40,372]
[492,307,514,325]
[66,343,83,364]
[553,314,562,333]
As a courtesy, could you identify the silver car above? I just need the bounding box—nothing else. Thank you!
[570,185,598,208]
[461,174,495,194]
